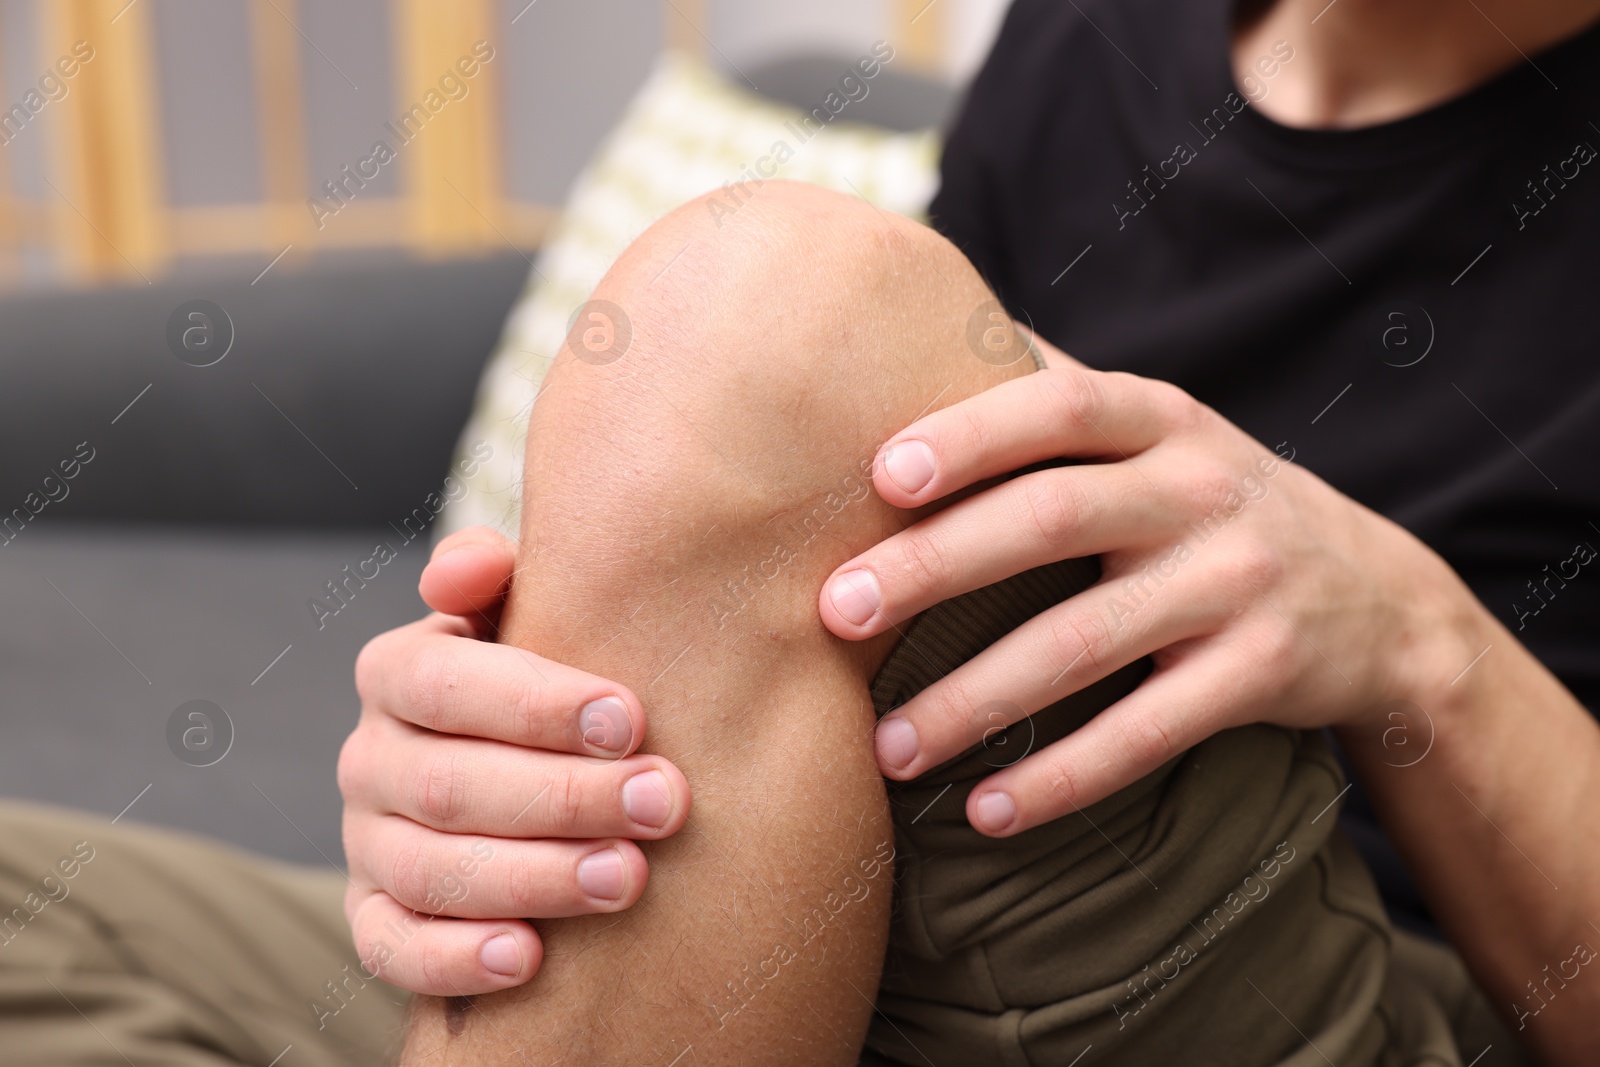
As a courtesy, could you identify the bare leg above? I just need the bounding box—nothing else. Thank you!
[400,182,1036,1065]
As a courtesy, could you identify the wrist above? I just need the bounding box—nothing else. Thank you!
[1399,558,1496,707]
[1337,528,1495,750]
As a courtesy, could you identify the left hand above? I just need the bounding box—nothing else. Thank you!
[818,331,1466,836]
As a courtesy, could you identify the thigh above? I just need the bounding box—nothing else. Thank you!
[0,801,406,1066]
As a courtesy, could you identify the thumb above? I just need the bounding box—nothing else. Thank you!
[419,526,518,618]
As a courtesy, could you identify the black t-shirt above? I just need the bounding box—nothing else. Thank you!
[931,0,1600,930]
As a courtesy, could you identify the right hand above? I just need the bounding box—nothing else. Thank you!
[339,527,693,996]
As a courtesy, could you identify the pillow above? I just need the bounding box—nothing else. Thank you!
[439,51,941,539]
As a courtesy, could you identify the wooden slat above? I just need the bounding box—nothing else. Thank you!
[0,195,552,282]
[894,0,943,73]
[6,200,57,246]
[249,0,311,254]
[40,0,168,283]
[392,0,502,255]
[173,198,403,254]
[163,198,553,257]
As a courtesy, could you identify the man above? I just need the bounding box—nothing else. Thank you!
[343,0,1600,1062]
[4,0,1597,1063]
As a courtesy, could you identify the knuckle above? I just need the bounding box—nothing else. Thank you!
[415,943,453,992]
[386,838,433,909]
[343,884,363,925]
[502,854,550,915]
[892,532,953,594]
[1251,616,1301,677]
[353,633,389,700]
[1044,607,1109,675]
[336,731,368,801]
[507,674,554,745]
[955,404,999,464]
[1183,469,1259,550]
[403,645,460,731]
[1017,472,1088,552]
[414,752,468,828]
[1210,538,1285,615]
[1118,711,1178,771]
[1146,376,1206,434]
[340,812,365,883]
[1231,540,1285,593]
[543,769,588,836]
[1040,756,1083,812]
[930,673,985,744]
[1043,366,1106,432]
[352,923,385,970]
[1187,460,1242,517]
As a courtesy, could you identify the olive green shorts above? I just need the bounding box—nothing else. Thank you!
[0,803,406,1066]
[862,554,1526,1067]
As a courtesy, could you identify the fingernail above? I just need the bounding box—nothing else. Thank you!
[972,790,1017,834]
[876,716,919,771]
[580,697,630,754]
[884,441,936,494]
[577,848,627,900]
[621,770,673,828]
[480,933,523,977]
[829,569,881,626]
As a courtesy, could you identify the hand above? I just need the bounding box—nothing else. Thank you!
[819,331,1467,837]
[340,527,693,995]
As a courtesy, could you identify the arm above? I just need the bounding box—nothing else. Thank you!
[1339,588,1600,1066]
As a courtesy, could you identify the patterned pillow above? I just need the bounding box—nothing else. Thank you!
[439,51,941,538]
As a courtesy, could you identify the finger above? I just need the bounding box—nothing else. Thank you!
[964,648,1242,836]
[421,526,518,618]
[360,725,691,839]
[872,570,1219,780]
[871,366,1188,509]
[354,815,651,919]
[821,463,1166,638]
[357,624,643,756]
[348,888,543,996]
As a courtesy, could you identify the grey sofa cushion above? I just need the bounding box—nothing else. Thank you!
[0,523,429,865]
[0,252,529,529]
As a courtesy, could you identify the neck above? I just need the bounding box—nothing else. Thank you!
[1234,0,1600,127]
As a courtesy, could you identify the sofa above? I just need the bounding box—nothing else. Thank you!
[0,55,956,866]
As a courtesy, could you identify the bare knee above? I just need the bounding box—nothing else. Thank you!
[522,182,1028,622]
[578,181,1014,397]
[613,179,971,323]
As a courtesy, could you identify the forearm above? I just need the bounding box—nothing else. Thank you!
[1338,560,1600,1065]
